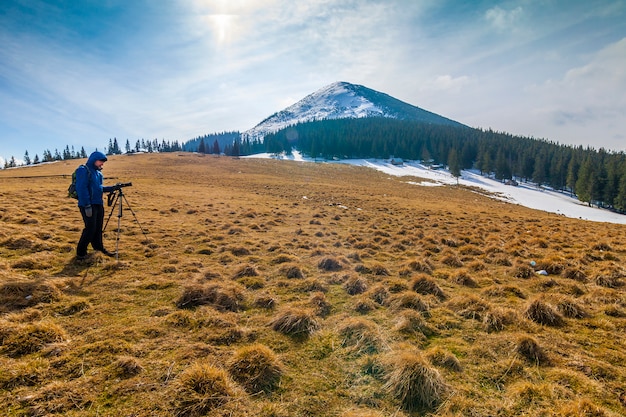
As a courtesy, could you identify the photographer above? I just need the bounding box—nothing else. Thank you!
[75,151,116,260]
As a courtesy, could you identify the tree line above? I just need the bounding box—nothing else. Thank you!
[3,138,184,168]
[261,117,626,212]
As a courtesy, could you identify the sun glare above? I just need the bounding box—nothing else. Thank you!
[209,14,236,44]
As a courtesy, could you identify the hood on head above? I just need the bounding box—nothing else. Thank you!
[87,151,108,168]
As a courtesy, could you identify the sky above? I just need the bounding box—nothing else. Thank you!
[1,0,625,166]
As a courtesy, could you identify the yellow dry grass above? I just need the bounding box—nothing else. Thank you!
[1,152,625,416]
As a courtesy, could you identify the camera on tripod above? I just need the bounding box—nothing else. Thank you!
[107,182,132,206]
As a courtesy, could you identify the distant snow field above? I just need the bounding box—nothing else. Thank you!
[247,151,626,225]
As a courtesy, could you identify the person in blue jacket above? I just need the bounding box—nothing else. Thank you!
[75,151,116,260]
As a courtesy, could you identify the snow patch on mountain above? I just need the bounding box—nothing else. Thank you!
[242,81,464,141]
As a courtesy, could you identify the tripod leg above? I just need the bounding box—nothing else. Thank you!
[121,193,149,240]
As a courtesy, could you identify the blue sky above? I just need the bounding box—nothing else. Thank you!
[1,0,625,165]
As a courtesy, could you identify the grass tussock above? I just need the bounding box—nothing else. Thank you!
[524,299,564,327]
[411,276,446,300]
[227,343,283,394]
[1,321,67,357]
[0,280,61,313]
[425,347,463,372]
[176,283,245,311]
[112,355,144,378]
[338,317,384,355]
[516,336,551,365]
[269,307,320,337]
[172,362,240,417]
[382,348,449,411]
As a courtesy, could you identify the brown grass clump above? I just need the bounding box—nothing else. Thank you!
[387,291,429,313]
[280,263,305,279]
[446,295,490,320]
[0,280,61,313]
[175,283,245,312]
[269,307,320,337]
[112,355,144,378]
[382,349,449,411]
[513,264,535,279]
[366,284,390,305]
[516,336,551,365]
[451,270,478,287]
[344,275,368,295]
[318,256,343,271]
[555,296,589,319]
[483,307,518,332]
[338,317,384,355]
[524,299,564,327]
[406,259,433,274]
[555,399,610,416]
[172,362,239,417]
[594,274,622,288]
[227,344,283,394]
[425,347,462,372]
[1,321,67,357]
[411,276,446,300]
[309,291,332,317]
[394,310,436,338]
[232,264,259,278]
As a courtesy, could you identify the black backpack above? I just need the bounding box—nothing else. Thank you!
[68,165,91,199]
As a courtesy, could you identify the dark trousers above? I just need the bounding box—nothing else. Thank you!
[77,204,106,257]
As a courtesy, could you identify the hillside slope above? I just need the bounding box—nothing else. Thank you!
[1,153,625,416]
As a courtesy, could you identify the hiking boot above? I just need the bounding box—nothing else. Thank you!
[101,249,116,257]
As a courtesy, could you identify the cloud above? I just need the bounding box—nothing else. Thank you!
[485,5,524,31]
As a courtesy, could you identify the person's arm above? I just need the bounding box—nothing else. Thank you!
[75,166,91,207]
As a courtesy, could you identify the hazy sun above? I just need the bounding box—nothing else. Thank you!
[209,14,236,44]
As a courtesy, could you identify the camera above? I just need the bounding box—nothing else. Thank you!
[107,182,132,206]
[113,182,132,190]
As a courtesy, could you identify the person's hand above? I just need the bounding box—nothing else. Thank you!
[85,205,92,218]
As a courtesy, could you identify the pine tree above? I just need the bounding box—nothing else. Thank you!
[448,148,461,184]
[24,150,31,165]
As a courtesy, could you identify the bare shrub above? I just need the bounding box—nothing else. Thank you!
[318,257,342,271]
[0,280,61,313]
[113,355,144,378]
[411,276,446,300]
[387,292,429,314]
[383,350,449,411]
[172,363,239,417]
[425,347,462,372]
[344,275,368,295]
[338,317,383,355]
[1,321,67,357]
[270,308,319,337]
[524,299,564,327]
[516,336,550,365]
[227,344,283,394]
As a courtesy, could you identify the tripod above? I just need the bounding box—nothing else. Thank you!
[104,185,148,261]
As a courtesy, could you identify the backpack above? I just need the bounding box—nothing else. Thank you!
[68,165,91,199]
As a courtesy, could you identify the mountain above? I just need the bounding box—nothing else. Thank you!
[242,81,466,140]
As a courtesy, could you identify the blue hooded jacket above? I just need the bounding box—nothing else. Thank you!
[76,151,114,207]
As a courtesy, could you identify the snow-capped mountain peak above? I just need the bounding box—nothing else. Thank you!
[243,81,465,140]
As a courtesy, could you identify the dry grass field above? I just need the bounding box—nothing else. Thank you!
[1,152,625,416]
